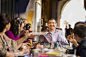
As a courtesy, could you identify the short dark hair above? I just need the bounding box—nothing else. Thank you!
[10,17,24,37]
[0,13,11,32]
[75,21,85,26]
[74,24,86,38]
[48,18,56,22]
[69,24,71,27]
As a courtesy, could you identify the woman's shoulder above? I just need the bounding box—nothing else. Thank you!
[3,34,17,50]
[5,30,13,35]
[6,30,12,33]
[3,33,11,40]
[3,34,16,44]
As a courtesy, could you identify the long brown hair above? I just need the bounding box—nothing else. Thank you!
[10,17,24,37]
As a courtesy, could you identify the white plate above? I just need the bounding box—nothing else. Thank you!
[32,32,48,35]
[66,54,76,57]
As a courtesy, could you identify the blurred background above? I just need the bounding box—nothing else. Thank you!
[0,0,86,32]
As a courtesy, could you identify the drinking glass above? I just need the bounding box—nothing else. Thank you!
[44,43,50,49]
[15,50,20,57]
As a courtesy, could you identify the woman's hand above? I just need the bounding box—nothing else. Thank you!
[20,43,31,51]
[25,39,32,47]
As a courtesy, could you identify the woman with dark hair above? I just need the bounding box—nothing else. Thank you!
[0,13,17,57]
[5,17,33,47]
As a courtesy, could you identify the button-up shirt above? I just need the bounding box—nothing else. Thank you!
[39,29,68,44]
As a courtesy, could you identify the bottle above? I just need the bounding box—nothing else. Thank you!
[54,42,58,48]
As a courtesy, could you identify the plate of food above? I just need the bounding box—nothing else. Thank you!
[46,51,62,55]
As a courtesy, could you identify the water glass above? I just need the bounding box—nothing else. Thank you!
[15,50,19,57]
[44,43,50,49]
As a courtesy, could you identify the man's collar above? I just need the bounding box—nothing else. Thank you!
[48,29,58,33]
[80,38,86,44]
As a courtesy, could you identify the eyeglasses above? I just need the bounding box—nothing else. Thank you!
[48,22,56,24]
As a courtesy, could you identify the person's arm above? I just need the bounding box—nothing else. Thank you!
[6,31,31,47]
[16,33,34,47]
[6,52,15,57]
[0,37,7,57]
[70,38,79,47]
[17,43,23,49]
[16,36,28,47]
[6,51,26,57]
[67,35,79,47]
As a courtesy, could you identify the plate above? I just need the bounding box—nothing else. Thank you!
[66,54,76,57]
[32,32,48,35]
[46,51,62,55]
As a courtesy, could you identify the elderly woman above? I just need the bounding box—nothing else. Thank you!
[0,13,17,57]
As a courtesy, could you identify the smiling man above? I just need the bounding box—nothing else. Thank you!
[39,18,68,44]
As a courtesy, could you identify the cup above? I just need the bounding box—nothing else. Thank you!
[15,50,19,57]
[44,43,50,49]
[66,47,74,54]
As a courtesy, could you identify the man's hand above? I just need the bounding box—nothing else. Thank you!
[67,35,78,47]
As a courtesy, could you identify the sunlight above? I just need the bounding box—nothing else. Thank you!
[60,0,86,32]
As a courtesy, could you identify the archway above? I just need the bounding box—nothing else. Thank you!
[60,0,86,32]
